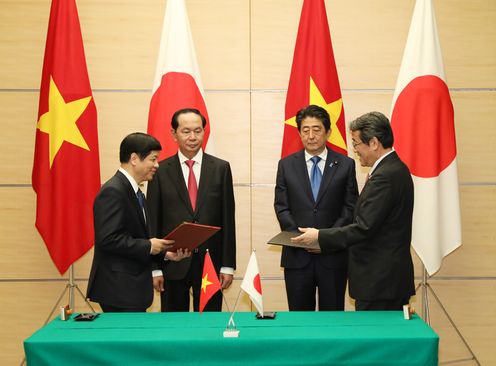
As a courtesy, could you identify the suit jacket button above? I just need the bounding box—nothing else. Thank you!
[313,209,317,213]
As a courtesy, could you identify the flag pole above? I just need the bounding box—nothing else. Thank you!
[221,290,231,313]
[42,264,95,326]
[417,264,480,365]
[21,264,96,366]
[222,288,242,337]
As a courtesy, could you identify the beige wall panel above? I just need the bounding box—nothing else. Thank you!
[0,281,77,365]
[204,92,250,184]
[252,186,284,278]
[96,92,150,182]
[412,280,496,365]
[233,186,252,274]
[436,186,496,277]
[454,92,496,183]
[251,91,285,184]
[0,0,49,89]
[435,0,496,88]
[250,0,300,89]
[70,0,164,90]
[328,0,413,90]
[83,0,250,89]
[187,0,250,90]
[0,188,66,279]
[224,280,252,312]
[260,279,289,311]
[73,247,95,280]
[251,0,496,89]
[251,0,412,89]
[0,0,249,90]
[0,92,38,184]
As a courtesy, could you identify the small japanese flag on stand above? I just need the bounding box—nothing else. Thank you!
[240,251,263,315]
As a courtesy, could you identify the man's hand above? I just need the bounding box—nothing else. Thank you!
[220,273,233,289]
[291,227,319,246]
[165,248,191,262]
[149,238,174,255]
[153,275,164,292]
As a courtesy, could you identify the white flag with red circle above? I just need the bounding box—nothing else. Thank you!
[391,0,461,275]
[240,251,263,315]
[147,0,213,161]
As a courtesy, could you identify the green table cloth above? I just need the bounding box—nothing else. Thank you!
[24,311,438,365]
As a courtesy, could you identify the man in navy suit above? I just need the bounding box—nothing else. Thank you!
[147,108,236,312]
[87,133,189,312]
[292,112,415,311]
[274,105,358,311]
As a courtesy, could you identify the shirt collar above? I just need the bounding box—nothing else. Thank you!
[304,148,327,162]
[118,167,140,194]
[369,149,395,176]
[178,148,203,165]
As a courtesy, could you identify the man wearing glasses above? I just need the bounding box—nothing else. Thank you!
[292,111,415,311]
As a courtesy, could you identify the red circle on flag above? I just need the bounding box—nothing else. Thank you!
[253,274,262,295]
[391,75,456,178]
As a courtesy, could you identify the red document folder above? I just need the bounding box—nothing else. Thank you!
[164,222,221,252]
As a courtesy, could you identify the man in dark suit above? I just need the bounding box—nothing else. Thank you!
[147,108,236,312]
[274,105,358,311]
[87,133,189,312]
[292,111,415,311]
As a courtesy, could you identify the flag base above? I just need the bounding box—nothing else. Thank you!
[223,329,239,338]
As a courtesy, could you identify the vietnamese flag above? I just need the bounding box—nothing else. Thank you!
[32,0,101,275]
[148,0,212,161]
[199,251,222,313]
[282,0,347,158]
[391,0,461,275]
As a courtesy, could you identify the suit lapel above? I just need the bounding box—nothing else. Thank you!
[195,153,214,213]
[293,150,314,203]
[315,148,339,204]
[166,155,194,214]
[116,171,147,232]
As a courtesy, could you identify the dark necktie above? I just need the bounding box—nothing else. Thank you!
[137,189,146,221]
[310,156,322,201]
[185,160,198,211]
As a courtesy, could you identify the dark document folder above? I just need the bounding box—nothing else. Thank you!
[164,222,221,252]
[267,231,319,250]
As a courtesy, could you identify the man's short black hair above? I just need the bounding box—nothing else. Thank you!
[171,108,207,130]
[295,105,331,132]
[119,132,162,163]
[349,111,394,148]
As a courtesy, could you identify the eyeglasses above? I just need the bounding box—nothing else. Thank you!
[352,141,364,148]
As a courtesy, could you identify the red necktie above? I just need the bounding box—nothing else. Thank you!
[185,160,197,210]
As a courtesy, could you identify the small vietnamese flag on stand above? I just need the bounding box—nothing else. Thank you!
[390,0,461,275]
[148,0,212,161]
[32,0,101,275]
[199,251,222,313]
[240,251,263,315]
[282,0,347,158]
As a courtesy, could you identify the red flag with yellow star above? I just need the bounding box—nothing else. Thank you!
[32,0,100,275]
[282,0,347,158]
[199,251,221,313]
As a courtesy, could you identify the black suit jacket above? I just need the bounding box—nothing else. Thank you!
[318,151,415,301]
[87,171,154,309]
[274,148,358,269]
[147,153,236,279]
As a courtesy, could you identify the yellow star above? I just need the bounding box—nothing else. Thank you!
[201,273,213,293]
[37,76,92,168]
[285,76,346,151]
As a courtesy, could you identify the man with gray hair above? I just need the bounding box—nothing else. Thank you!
[292,111,415,311]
